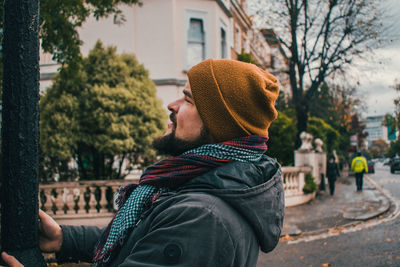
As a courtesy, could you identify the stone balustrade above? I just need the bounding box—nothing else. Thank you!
[39,166,314,220]
[39,179,138,219]
[282,166,315,207]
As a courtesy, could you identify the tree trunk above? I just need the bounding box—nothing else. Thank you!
[0,0,45,265]
[117,154,126,180]
[77,152,88,180]
[295,99,309,149]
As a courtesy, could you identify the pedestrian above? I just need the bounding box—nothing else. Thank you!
[1,59,284,267]
[326,155,340,195]
[351,152,368,192]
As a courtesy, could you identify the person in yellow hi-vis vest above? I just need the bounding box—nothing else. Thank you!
[351,152,368,192]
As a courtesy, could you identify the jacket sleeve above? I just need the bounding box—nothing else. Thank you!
[351,158,355,171]
[55,225,104,264]
[118,202,236,267]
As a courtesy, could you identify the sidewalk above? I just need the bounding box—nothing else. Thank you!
[281,174,391,236]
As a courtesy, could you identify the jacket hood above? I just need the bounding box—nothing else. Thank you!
[179,155,284,253]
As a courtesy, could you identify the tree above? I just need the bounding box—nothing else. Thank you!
[40,41,167,181]
[0,0,140,66]
[307,117,339,154]
[350,113,368,152]
[384,80,400,134]
[369,139,388,158]
[251,0,385,147]
[309,82,360,158]
[267,111,297,166]
[237,51,257,64]
[384,80,400,158]
[387,139,400,158]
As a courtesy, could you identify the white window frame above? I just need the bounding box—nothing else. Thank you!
[183,9,209,71]
[219,19,228,59]
[235,26,241,53]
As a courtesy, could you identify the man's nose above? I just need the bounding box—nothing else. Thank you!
[167,99,180,112]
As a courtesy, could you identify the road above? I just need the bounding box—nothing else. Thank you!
[257,162,400,267]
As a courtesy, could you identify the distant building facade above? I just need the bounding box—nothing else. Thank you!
[39,0,274,107]
[365,115,395,147]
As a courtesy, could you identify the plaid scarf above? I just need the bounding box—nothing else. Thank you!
[93,135,268,266]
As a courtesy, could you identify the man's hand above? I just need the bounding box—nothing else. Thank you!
[38,210,63,253]
[1,252,24,267]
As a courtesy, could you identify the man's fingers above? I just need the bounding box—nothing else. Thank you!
[1,252,24,267]
[38,209,49,222]
[38,209,57,233]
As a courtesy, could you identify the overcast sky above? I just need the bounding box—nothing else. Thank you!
[357,0,400,117]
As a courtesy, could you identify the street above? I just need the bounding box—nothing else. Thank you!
[257,162,400,267]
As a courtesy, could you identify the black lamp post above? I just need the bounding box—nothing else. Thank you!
[1,0,45,265]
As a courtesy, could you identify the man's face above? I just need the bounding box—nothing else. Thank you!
[153,82,213,156]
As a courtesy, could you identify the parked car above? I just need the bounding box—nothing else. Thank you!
[390,158,400,173]
[367,161,375,173]
[384,158,392,166]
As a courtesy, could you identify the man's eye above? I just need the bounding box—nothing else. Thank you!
[185,98,191,103]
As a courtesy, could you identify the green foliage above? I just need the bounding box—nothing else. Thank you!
[237,52,256,64]
[303,173,317,194]
[383,81,400,146]
[0,0,140,64]
[307,83,361,160]
[40,41,167,181]
[267,111,296,165]
[387,139,400,158]
[268,110,340,165]
[307,117,340,154]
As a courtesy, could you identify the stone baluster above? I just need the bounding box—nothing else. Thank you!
[62,188,70,214]
[73,188,80,214]
[94,186,102,213]
[39,189,48,212]
[77,185,86,214]
[105,186,114,212]
[99,186,109,213]
[50,188,59,215]
[45,188,53,212]
[83,187,91,213]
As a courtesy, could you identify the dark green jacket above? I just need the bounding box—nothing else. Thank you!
[57,155,284,266]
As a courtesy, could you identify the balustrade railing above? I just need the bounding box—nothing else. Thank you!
[281,166,314,207]
[39,166,314,218]
[39,179,137,218]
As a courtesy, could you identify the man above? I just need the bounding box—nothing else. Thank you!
[326,155,340,196]
[351,152,368,192]
[2,59,283,266]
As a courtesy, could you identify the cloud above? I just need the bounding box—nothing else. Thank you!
[363,87,396,116]
[357,44,400,116]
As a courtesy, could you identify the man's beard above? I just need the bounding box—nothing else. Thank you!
[152,126,213,156]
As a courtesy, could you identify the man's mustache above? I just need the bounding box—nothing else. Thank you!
[169,113,177,128]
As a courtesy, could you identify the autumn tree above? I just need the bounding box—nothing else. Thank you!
[309,82,361,157]
[350,113,368,152]
[40,41,167,181]
[369,139,388,158]
[251,0,385,147]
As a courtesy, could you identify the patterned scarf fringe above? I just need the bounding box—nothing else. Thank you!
[92,135,268,266]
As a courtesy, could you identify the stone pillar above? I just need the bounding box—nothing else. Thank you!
[294,132,327,186]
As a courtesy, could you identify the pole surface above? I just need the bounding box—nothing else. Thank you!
[1,0,45,265]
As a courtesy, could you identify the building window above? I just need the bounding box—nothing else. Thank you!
[221,28,226,58]
[235,26,241,53]
[187,18,205,68]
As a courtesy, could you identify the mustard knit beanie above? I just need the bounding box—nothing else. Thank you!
[187,58,280,142]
